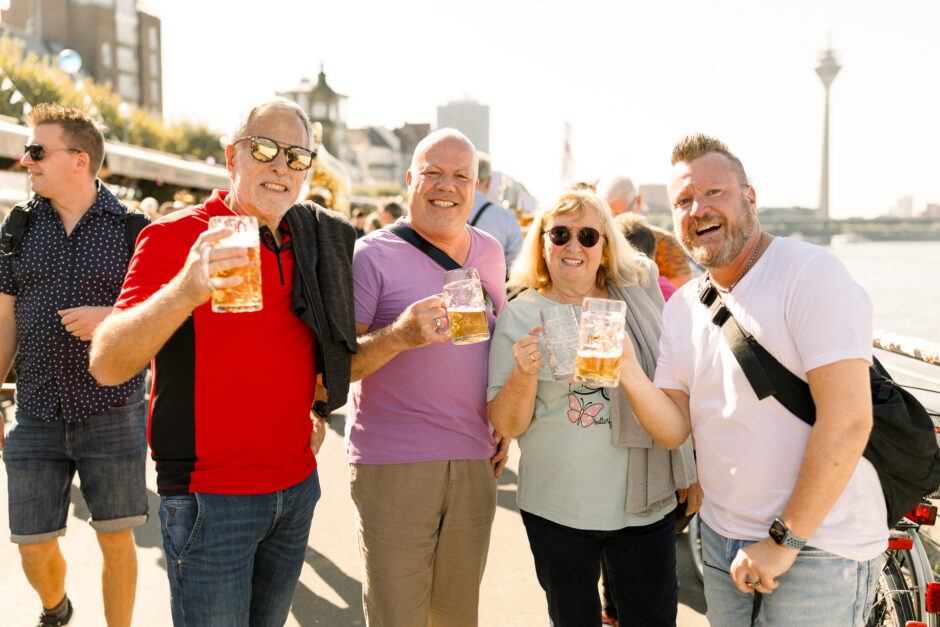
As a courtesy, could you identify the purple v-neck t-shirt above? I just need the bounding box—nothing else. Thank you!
[346,221,507,465]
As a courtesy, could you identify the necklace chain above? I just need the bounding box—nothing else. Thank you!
[715,233,762,293]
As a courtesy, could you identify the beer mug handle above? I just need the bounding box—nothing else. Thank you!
[201,243,214,293]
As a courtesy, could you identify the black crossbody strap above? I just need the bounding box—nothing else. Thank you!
[387,223,461,271]
[469,202,492,227]
[698,278,817,425]
[386,223,493,309]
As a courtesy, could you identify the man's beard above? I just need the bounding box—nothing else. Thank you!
[676,198,756,270]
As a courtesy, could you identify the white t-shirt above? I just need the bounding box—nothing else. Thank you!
[654,237,887,561]
[487,288,673,530]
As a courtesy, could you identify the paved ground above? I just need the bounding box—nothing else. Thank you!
[0,408,708,626]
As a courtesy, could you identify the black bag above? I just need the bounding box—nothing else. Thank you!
[699,279,940,528]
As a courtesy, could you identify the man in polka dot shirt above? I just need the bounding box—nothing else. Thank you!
[0,104,148,626]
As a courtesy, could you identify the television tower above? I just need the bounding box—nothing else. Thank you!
[815,48,841,220]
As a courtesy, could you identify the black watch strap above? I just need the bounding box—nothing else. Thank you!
[312,401,331,422]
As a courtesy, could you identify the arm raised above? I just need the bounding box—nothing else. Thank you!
[89,228,247,386]
[617,333,692,450]
[486,326,542,438]
[349,295,449,382]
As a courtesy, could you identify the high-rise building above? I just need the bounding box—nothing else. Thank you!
[1,0,163,114]
[436,98,489,153]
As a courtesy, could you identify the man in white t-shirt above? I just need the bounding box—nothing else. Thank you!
[618,133,887,626]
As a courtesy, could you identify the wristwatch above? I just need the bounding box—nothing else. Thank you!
[769,518,807,550]
[312,400,331,424]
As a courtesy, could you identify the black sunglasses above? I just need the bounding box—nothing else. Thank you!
[544,225,602,248]
[23,144,82,161]
[234,136,316,171]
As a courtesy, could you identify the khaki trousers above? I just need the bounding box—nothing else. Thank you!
[349,459,498,627]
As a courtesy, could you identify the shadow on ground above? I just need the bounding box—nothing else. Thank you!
[290,546,365,626]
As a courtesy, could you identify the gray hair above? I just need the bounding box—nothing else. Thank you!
[409,128,478,178]
[477,151,491,184]
[228,97,313,149]
[596,174,637,209]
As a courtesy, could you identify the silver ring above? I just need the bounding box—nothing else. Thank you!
[749,579,761,588]
[434,317,443,329]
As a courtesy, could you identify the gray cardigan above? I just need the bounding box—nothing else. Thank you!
[607,263,696,517]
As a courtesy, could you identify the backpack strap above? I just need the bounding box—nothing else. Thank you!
[114,212,151,256]
[469,201,492,227]
[1,200,35,258]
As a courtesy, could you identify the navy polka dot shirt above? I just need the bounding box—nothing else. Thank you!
[0,183,145,421]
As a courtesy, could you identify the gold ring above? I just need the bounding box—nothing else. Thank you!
[530,353,537,363]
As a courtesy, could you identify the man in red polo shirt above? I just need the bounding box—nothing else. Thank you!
[89,98,356,626]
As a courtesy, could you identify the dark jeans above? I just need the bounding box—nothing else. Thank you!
[521,509,677,627]
[159,469,321,626]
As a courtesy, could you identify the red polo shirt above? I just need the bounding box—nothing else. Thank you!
[115,191,318,495]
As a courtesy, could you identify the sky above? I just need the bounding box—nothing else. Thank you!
[153,0,940,218]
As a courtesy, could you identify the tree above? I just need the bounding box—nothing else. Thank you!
[0,33,225,164]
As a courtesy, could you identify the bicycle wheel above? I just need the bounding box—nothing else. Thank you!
[866,552,916,627]
[686,513,705,584]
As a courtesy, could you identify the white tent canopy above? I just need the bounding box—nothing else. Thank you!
[0,118,229,191]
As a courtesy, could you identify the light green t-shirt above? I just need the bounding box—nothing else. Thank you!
[487,288,672,530]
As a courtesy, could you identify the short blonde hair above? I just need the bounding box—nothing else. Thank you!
[509,188,650,290]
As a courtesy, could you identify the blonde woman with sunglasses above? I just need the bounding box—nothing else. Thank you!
[486,187,696,626]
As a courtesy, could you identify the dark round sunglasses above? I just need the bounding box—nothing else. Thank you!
[234,136,316,171]
[23,144,82,161]
[544,225,602,248]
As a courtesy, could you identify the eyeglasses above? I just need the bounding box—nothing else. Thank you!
[233,136,315,171]
[544,225,602,248]
[23,144,82,161]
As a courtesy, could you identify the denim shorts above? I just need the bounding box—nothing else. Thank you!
[4,387,149,543]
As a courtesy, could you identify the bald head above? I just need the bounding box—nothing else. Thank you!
[597,174,638,216]
[409,128,478,179]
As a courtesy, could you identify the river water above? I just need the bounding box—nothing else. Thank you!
[828,240,940,343]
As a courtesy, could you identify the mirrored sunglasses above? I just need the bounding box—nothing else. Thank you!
[23,144,81,161]
[234,136,315,171]
[545,225,602,248]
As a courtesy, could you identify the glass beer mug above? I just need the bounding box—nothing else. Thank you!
[442,267,490,345]
[207,215,263,313]
[574,297,626,387]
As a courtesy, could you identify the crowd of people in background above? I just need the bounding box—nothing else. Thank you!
[0,97,888,627]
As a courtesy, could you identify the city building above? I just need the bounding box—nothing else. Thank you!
[436,97,489,153]
[1,0,162,114]
[277,66,348,160]
[889,195,914,218]
[347,126,405,187]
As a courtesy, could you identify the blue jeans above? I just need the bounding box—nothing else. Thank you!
[521,509,677,627]
[159,469,321,626]
[700,520,880,626]
[4,387,149,543]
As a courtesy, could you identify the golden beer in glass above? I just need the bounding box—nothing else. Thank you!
[443,267,490,345]
[574,298,626,387]
[208,215,263,313]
